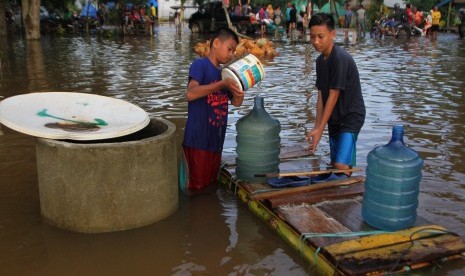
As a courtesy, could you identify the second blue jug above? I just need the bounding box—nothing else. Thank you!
[235,96,281,183]
[362,125,423,231]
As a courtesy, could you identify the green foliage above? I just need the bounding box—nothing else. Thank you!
[42,0,73,10]
[366,0,382,29]
[408,0,438,12]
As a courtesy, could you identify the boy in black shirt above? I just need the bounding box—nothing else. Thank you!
[307,13,365,178]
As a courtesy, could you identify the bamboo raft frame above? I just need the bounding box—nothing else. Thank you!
[219,144,465,275]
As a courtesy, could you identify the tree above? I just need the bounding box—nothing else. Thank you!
[0,1,6,36]
[409,0,438,12]
[22,0,41,40]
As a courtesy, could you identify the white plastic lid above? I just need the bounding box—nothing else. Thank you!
[0,92,150,141]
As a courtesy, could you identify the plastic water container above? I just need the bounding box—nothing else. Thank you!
[221,54,265,91]
[362,125,423,231]
[235,96,280,183]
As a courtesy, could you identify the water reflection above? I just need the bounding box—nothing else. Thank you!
[1,25,465,274]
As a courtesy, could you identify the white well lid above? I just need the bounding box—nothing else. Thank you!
[0,92,150,141]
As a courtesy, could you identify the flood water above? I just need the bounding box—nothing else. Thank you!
[1,24,465,275]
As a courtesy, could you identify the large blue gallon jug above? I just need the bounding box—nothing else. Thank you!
[362,125,423,231]
[235,96,281,183]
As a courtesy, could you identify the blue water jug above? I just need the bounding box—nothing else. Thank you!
[362,125,423,231]
[235,96,281,183]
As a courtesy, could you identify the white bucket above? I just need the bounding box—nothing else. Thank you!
[221,54,265,91]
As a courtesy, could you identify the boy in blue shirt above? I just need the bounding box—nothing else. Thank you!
[182,28,244,193]
[307,13,365,179]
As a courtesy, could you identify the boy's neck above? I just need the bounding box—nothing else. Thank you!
[323,42,334,59]
[207,54,220,68]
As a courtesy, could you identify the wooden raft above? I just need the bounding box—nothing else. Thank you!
[220,144,465,275]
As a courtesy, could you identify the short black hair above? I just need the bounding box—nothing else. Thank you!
[210,27,239,48]
[308,13,335,31]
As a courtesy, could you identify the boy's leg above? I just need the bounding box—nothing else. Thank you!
[329,132,358,175]
[183,146,222,192]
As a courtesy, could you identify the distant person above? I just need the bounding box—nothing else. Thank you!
[344,4,353,38]
[266,4,274,19]
[431,5,441,40]
[181,28,244,194]
[356,4,366,38]
[302,12,309,34]
[459,8,465,39]
[273,5,282,26]
[150,3,157,22]
[286,2,291,33]
[289,4,297,36]
[405,3,414,27]
[307,13,365,179]
[391,3,403,25]
[423,10,433,35]
[233,4,241,16]
[297,11,304,32]
[414,7,423,27]
[240,0,249,16]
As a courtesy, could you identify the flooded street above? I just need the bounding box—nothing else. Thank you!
[1,23,465,275]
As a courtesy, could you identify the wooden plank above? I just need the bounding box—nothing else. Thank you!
[333,233,465,275]
[324,225,448,256]
[276,205,353,247]
[219,164,465,275]
[251,176,364,201]
[268,182,365,208]
[316,199,372,232]
[221,144,312,166]
[278,144,313,159]
[255,167,362,177]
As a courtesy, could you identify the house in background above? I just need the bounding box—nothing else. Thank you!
[457,0,465,9]
[382,0,407,9]
[156,0,197,21]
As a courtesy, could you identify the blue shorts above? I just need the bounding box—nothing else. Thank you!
[329,132,358,166]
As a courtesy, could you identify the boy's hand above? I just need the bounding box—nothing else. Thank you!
[223,78,244,98]
[306,127,323,155]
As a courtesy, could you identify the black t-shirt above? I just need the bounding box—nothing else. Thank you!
[315,45,365,136]
[290,8,297,23]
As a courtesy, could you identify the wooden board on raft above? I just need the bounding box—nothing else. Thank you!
[220,146,465,274]
[222,143,315,167]
[324,225,465,275]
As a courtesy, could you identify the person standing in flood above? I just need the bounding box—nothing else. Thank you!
[307,13,366,178]
[288,4,297,37]
[459,8,465,39]
[181,28,245,194]
[150,3,156,22]
[344,4,353,38]
[431,5,441,40]
[356,4,366,38]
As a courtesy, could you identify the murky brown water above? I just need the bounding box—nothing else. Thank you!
[1,24,465,275]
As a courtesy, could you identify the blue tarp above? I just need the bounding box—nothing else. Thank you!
[80,3,97,18]
[437,0,451,8]
[147,0,158,8]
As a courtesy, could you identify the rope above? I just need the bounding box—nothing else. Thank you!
[300,230,388,241]
[387,227,459,273]
[313,246,321,267]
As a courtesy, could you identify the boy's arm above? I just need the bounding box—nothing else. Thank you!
[314,90,324,129]
[306,89,340,153]
[186,78,244,105]
[186,79,223,101]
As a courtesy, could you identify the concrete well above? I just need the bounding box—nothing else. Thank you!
[35,117,178,233]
